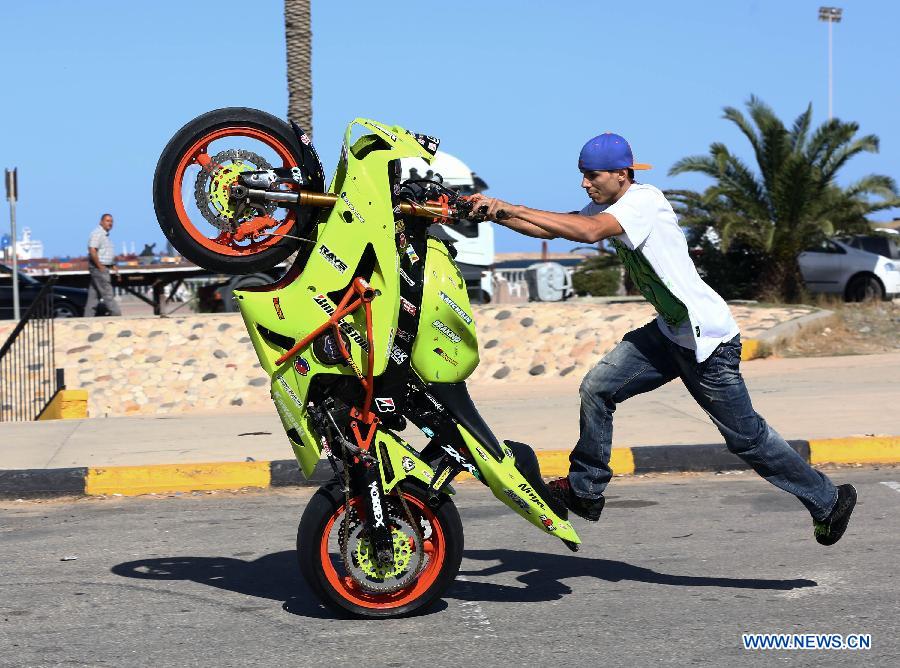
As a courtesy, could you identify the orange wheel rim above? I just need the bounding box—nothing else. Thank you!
[172,126,298,257]
[319,493,447,610]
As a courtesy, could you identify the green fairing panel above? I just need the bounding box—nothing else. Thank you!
[458,426,581,544]
[234,118,437,479]
[411,238,480,382]
[611,238,688,327]
[375,430,440,494]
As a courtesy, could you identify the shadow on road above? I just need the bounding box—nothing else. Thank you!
[111,548,816,618]
[454,548,818,603]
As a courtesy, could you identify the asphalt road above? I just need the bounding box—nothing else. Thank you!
[1,467,898,667]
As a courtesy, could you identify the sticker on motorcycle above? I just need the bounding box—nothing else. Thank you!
[399,268,415,287]
[273,297,285,320]
[375,397,396,412]
[432,320,461,344]
[405,245,420,264]
[400,296,417,316]
[318,244,348,273]
[276,376,304,409]
[539,514,557,532]
[396,329,413,342]
[369,122,398,142]
[441,444,479,478]
[340,191,365,223]
[503,489,531,514]
[313,294,370,351]
[390,345,409,365]
[397,232,407,248]
[294,357,310,376]
[401,456,415,473]
[409,132,441,156]
[517,483,547,510]
[438,291,473,325]
[368,481,385,528]
[433,347,459,366]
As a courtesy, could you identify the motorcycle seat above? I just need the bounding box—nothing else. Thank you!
[425,382,504,461]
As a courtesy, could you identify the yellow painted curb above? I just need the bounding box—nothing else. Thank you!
[535,448,635,477]
[809,436,900,465]
[38,389,89,420]
[85,461,271,496]
[741,339,762,361]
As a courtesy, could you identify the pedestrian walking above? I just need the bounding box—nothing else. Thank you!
[466,132,856,546]
[85,213,121,316]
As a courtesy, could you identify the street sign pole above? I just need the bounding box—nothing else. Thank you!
[5,168,19,321]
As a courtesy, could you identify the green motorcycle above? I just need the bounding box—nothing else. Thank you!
[153,108,580,617]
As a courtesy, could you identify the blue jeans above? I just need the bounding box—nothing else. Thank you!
[569,321,838,521]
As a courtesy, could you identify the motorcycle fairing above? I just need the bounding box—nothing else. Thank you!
[458,425,581,545]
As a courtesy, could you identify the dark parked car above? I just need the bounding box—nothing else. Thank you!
[0,263,89,319]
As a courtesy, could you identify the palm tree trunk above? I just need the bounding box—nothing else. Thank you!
[761,254,807,303]
[284,0,312,137]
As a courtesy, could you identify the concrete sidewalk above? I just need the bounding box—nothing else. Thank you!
[1,353,898,496]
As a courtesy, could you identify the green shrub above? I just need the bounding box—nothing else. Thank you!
[572,254,622,296]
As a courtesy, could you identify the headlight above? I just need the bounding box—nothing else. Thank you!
[884,262,898,272]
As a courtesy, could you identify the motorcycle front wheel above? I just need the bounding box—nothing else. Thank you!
[153,107,315,275]
[297,480,463,618]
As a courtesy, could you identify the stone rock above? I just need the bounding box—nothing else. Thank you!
[87,332,104,342]
[492,366,510,379]
[520,317,534,327]
[239,336,250,343]
[118,330,133,338]
[184,358,196,366]
[248,377,268,387]
[188,334,200,341]
[145,355,162,363]
[230,397,244,406]
[540,326,554,334]
[73,324,89,330]
[575,328,593,340]
[213,349,228,359]
[495,310,511,320]
[77,358,88,364]
[559,365,577,377]
[148,330,164,337]
[67,345,91,354]
[218,323,232,332]
[202,373,217,382]
[192,323,204,329]
[484,339,499,349]
[528,364,545,376]
[95,375,112,382]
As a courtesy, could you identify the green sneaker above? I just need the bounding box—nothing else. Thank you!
[814,484,857,546]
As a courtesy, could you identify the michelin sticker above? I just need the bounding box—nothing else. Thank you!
[439,291,472,325]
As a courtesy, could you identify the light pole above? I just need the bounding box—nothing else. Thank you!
[818,6,843,121]
[4,168,19,321]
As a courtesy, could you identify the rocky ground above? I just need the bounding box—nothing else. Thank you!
[777,299,900,358]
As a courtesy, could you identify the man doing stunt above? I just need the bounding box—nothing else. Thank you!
[466,132,856,546]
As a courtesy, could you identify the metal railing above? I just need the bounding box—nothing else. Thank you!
[0,276,65,421]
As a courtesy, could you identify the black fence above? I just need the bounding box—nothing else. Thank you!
[0,277,65,421]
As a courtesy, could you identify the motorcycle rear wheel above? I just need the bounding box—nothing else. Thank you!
[153,107,312,274]
[297,480,463,618]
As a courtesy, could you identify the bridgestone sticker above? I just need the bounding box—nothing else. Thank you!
[438,291,472,325]
[313,294,370,351]
[432,319,461,343]
[318,244,348,273]
[375,397,396,412]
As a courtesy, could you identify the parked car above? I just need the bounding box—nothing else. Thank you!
[0,263,89,319]
[839,234,900,260]
[798,239,900,301]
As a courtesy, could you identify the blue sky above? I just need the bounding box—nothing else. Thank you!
[2,0,898,258]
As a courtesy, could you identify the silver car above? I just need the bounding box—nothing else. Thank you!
[798,239,900,301]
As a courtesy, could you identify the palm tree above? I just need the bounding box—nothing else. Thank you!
[284,0,313,136]
[668,96,898,301]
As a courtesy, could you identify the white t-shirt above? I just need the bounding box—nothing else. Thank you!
[581,183,739,362]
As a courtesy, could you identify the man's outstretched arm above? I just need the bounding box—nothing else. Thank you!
[467,194,623,243]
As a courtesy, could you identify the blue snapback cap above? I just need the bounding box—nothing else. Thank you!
[578,133,651,172]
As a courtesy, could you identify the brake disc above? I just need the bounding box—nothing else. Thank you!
[341,501,428,593]
[193,149,276,229]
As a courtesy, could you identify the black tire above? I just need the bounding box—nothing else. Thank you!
[153,107,309,275]
[845,274,884,302]
[297,480,463,618]
[53,301,80,318]
[220,273,274,312]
